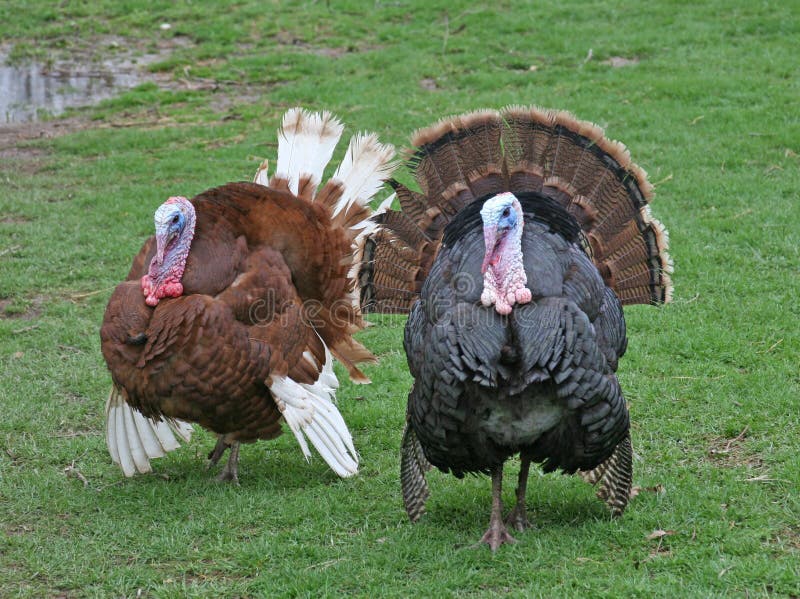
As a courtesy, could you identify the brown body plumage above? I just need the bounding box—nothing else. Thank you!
[101,108,395,480]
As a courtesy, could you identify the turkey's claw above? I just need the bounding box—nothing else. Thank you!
[476,520,517,552]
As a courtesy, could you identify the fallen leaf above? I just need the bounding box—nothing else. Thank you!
[602,56,639,67]
[419,78,438,91]
[652,173,673,187]
[632,484,665,498]
[744,473,786,483]
[64,464,89,487]
[647,529,675,540]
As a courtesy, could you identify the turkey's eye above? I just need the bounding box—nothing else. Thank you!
[501,207,510,218]
[171,214,180,224]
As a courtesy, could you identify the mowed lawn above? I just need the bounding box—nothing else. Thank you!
[1,1,798,596]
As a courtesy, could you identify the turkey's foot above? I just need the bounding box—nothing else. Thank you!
[477,516,517,551]
[214,442,240,485]
[473,465,516,551]
[505,502,531,532]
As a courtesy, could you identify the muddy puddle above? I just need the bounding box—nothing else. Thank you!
[0,44,168,124]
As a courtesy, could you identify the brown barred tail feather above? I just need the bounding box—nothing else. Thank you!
[579,433,634,517]
[357,105,672,313]
[400,421,432,522]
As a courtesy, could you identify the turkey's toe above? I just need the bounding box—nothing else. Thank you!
[215,467,240,486]
[212,441,240,485]
[476,521,517,552]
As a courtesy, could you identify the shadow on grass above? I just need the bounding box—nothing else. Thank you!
[411,469,614,549]
[90,432,352,515]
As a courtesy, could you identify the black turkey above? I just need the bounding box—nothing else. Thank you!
[358,106,672,550]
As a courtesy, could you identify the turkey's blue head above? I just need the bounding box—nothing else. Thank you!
[141,196,196,306]
[479,192,531,314]
[480,192,522,274]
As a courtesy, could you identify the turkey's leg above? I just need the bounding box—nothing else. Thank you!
[215,442,240,485]
[477,465,516,551]
[207,436,230,467]
[505,455,532,531]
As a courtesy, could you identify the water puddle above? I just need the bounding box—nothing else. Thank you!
[0,46,162,124]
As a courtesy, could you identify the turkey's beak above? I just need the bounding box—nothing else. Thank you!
[154,231,175,266]
[481,224,499,274]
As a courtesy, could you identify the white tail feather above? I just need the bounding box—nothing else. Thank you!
[269,343,358,478]
[166,418,193,444]
[111,393,137,476]
[132,408,167,460]
[253,159,269,187]
[275,108,344,196]
[300,342,339,394]
[330,133,396,218]
[105,386,193,477]
[122,402,150,475]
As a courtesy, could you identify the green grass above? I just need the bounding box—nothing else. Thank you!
[1,0,799,596]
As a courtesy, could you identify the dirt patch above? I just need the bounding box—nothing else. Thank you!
[0,294,46,320]
[420,78,439,91]
[0,34,279,178]
[0,116,88,166]
[4,523,34,537]
[780,526,800,550]
[273,30,368,58]
[707,426,763,468]
[764,525,800,557]
[0,214,32,224]
[602,56,640,68]
[1,35,197,124]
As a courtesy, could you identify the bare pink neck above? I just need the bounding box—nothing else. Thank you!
[141,199,196,307]
[142,246,191,306]
[481,228,531,315]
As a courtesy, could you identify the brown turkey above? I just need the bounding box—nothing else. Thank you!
[357,106,672,549]
[100,107,395,482]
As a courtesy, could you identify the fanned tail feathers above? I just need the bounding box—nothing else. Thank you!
[105,385,193,477]
[400,422,432,522]
[267,108,344,199]
[357,105,673,312]
[329,132,397,220]
[579,433,634,517]
[253,107,397,383]
[255,107,396,231]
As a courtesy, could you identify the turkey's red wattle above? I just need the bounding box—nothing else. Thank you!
[141,272,185,307]
[480,199,530,315]
[140,197,195,307]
